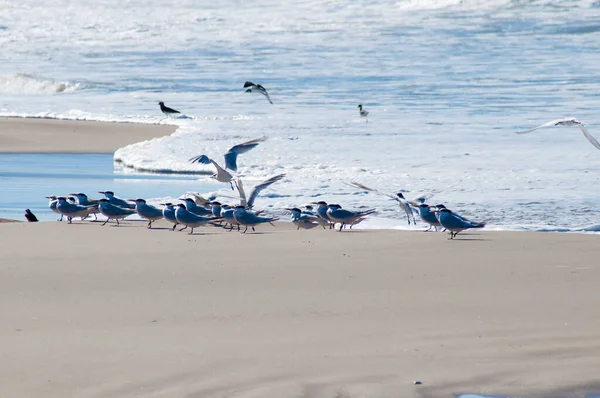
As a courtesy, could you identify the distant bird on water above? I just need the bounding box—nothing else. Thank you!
[158,101,181,118]
[24,209,38,222]
[243,81,273,104]
[357,104,369,122]
[516,118,600,150]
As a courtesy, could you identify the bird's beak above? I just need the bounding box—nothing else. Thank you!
[98,191,105,194]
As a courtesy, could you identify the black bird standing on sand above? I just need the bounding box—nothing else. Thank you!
[24,209,39,222]
[158,101,181,118]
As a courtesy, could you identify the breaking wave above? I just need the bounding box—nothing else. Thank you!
[0,74,87,95]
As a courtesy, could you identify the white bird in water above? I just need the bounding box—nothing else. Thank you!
[516,118,600,150]
[243,81,273,104]
[357,104,369,122]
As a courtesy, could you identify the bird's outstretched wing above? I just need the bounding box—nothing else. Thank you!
[189,154,212,164]
[245,174,286,210]
[189,193,212,206]
[516,118,575,134]
[347,181,433,209]
[262,91,274,104]
[346,181,396,201]
[243,81,256,88]
[579,125,600,150]
[224,137,267,171]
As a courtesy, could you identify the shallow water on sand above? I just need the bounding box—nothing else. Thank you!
[0,153,219,221]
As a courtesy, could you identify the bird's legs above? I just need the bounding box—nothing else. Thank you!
[102,218,109,226]
[171,223,178,231]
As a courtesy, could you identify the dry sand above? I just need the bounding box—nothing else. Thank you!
[1,118,600,397]
[0,117,176,153]
[1,220,599,398]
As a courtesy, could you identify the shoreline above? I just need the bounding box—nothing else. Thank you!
[0,116,177,154]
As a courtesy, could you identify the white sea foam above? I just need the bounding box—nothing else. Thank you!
[1,0,599,230]
[0,74,86,95]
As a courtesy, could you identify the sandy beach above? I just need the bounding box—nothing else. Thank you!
[1,118,600,397]
[1,220,599,398]
[0,117,176,153]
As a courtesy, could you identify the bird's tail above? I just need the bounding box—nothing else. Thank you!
[358,209,377,217]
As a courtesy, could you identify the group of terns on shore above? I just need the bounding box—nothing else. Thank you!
[43,133,490,239]
[42,82,600,239]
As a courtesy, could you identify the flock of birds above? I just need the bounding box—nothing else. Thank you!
[29,82,600,239]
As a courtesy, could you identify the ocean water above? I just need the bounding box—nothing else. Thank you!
[0,153,220,221]
[1,0,600,230]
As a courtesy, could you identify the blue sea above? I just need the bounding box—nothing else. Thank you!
[1,0,600,230]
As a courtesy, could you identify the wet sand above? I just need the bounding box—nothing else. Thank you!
[0,117,176,153]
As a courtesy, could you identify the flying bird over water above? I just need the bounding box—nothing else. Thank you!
[189,154,235,189]
[158,101,181,118]
[243,81,273,104]
[223,137,266,172]
[516,118,600,150]
[357,104,369,122]
[188,138,266,184]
